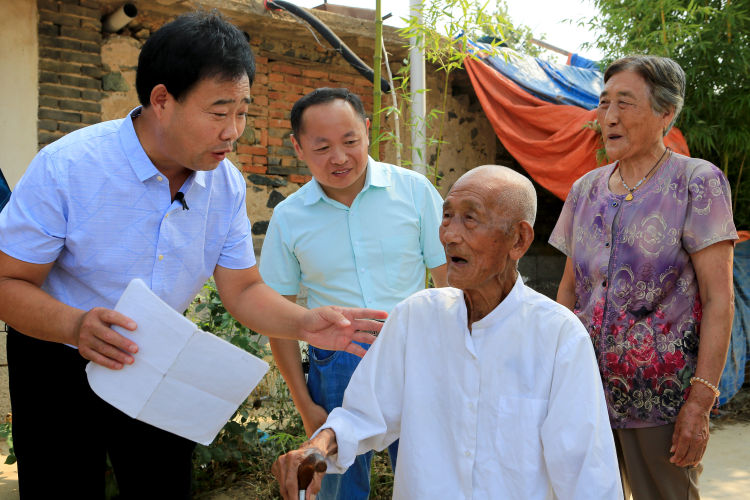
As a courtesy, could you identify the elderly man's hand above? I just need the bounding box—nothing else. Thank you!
[273,445,328,499]
[75,307,138,369]
[300,306,387,357]
[669,397,712,467]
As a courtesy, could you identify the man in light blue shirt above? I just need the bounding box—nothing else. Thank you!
[0,13,383,499]
[260,88,447,500]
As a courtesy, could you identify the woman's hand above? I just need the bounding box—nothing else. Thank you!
[669,392,712,467]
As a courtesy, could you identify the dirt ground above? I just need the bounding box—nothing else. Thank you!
[0,421,747,499]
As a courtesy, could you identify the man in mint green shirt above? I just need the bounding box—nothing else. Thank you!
[260,88,446,499]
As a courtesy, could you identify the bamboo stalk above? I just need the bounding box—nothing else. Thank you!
[370,0,383,160]
[733,154,745,213]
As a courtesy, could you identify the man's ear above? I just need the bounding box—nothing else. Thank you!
[509,220,534,261]
[291,134,303,160]
[149,84,171,118]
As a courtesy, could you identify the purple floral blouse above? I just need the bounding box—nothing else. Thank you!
[550,152,737,428]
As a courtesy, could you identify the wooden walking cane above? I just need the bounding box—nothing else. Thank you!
[297,449,327,500]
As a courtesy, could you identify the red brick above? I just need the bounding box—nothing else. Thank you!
[269,100,290,110]
[247,104,268,117]
[253,119,268,128]
[243,164,267,174]
[252,155,268,165]
[268,73,283,82]
[330,74,355,84]
[269,80,301,93]
[302,69,328,79]
[237,154,253,164]
[271,63,302,76]
[254,74,268,85]
[270,119,290,128]
[268,137,283,146]
[351,86,372,96]
[289,174,312,184]
[255,56,268,64]
[237,144,268,155]
[253,95,269,106]
[259,129,268,147]
[285,75,306,86]
[269,109,286,119]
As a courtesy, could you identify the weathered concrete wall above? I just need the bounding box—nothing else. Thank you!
[0,0,39,422]
[0,0,39,190]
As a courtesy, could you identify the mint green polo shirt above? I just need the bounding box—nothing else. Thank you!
[259,158,445,313]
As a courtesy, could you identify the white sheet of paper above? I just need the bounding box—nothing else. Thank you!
[86,278,269,445]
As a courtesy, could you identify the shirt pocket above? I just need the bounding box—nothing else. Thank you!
[493,396,547,475]
[379,234,422,290]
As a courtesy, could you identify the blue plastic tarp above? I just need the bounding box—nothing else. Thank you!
[0,169,10,213]
[467,41,603,110]
[718,240,750,405]
[569,53,599,71]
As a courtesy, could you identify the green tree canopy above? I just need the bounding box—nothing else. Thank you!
[586,0,750,229]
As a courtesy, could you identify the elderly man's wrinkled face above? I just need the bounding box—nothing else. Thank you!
[439,178,515,292]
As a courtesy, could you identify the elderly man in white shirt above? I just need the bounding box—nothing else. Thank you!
[273,165,623,499]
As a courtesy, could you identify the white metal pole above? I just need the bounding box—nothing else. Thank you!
[409,0,427,175]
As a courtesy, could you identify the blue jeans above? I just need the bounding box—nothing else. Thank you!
[307,345,398,500]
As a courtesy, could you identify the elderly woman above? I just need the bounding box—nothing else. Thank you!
[550,55,737,499]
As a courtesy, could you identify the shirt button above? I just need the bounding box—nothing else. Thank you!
[602,279,607,287]
[165,213,170,218]
[464,450,471,457]
[468,402,475,410]
[157,176,163,182]
[604,242,610,247]
[158,255,164,261]
[612,201,619,207]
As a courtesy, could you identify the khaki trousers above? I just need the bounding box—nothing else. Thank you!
[614,424,702,500]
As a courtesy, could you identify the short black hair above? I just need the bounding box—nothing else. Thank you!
[291,88,367,137]
[135,10,255,106]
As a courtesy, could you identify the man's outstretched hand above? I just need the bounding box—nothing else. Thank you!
[300,306,387,357]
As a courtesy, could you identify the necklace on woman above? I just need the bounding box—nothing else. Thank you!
[619,147,671,201]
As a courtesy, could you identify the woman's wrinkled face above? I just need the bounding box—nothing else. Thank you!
[596,70,673,164]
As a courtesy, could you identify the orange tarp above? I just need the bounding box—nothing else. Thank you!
[464,57,690,200]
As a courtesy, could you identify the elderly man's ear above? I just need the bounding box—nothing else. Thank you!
[509,221,534,262]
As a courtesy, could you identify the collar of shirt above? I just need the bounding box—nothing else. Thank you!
[460,274,525,331]
[302,157,391,207]
[120,106,207,195]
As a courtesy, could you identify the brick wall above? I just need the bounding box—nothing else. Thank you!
[37,0,103,148]
[34,0,499,247]
[240,35,380,184]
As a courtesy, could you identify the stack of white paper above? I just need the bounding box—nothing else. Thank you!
[86,279,269,445]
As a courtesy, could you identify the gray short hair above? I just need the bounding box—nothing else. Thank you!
[604,55,686,135]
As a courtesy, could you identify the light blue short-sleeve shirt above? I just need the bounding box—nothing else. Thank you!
[0,108,255,314]
[260,159,445,312]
